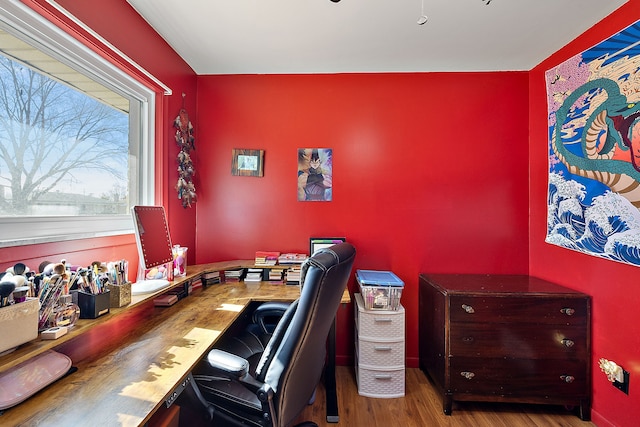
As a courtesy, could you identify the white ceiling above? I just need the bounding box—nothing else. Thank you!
[127,0,627,75]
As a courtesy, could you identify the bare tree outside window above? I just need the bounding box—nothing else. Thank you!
[0,55,129,216]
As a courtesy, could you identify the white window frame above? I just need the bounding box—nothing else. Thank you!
[0,1,162,248]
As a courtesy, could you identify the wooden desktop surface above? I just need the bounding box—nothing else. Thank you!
[0,261,350,426]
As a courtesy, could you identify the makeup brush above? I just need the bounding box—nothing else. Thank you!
[0,281,16,307]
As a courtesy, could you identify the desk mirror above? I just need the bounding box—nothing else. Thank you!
[131,206,174,294]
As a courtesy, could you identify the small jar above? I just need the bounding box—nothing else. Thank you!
[12,286,30,303]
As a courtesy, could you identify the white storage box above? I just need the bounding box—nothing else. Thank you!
[0,298,39,355]
[356,270,404,310]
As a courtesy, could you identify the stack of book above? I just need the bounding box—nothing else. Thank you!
[202,271,221,286]
[245,268,264,282]
[255,251,280,266]
[223,268,244,282]
[278,253,308,265]
[267,268,286,283]
[190,277,203,291]
[286,266,302,285]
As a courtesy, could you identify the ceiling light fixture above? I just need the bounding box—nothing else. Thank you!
[417,0,428,25]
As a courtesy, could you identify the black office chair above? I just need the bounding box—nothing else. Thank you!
[208,299,293,373]
[181,242,356,427]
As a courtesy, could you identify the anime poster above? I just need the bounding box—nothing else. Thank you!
[297,148,332,201]
[546,20,640,266]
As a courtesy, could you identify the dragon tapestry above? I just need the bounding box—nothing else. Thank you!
[546,20,640,266]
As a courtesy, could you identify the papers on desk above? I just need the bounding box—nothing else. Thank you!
[244,269,263,282]
[131,279,170,295]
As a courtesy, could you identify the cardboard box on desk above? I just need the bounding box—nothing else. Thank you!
[74,290,110,319]
[0,298,39,355]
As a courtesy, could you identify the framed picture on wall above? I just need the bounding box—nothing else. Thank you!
[232,148,264,177]
[298,148,332,201]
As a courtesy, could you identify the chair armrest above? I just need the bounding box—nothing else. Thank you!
[206,349,249,378]
[189,350,274,421]
[205,349,266,393]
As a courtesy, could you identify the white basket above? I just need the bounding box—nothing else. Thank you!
[0,298,39,355]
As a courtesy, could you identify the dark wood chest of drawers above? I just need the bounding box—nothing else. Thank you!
[419,274,591,420]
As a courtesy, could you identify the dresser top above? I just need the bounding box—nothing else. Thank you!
[419,274,588,297]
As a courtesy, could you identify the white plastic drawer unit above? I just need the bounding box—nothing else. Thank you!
[354,293,405,398]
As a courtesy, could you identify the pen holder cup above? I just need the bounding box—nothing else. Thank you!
[106,282,131,308]
[77,290,110,319]
[173,246,188,277]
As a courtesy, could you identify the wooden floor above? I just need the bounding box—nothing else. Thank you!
[178,366,596,426]
[292,367,595,427]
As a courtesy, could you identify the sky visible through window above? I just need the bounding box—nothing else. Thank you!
[0,55,129,216]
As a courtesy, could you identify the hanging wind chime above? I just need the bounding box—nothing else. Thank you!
[174,93,197,208]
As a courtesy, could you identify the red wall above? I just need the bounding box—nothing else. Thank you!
[529,2,640,426]
[15,0,638,423]
[195,72,530,366]
[0,1,198,275]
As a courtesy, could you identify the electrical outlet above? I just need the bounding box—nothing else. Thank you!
[613,369,630,394]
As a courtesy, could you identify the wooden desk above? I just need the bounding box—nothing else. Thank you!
[0,261,350,426]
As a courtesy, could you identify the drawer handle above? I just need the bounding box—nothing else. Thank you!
[374,346,392,351]
[374,374,393,380]
[461,304,475,314]
[560,375,575,383]
[560,307,576,316]
[460,371,475,380]
[462,336,475,343]
[374,318,393,323]
[561,338,575,348]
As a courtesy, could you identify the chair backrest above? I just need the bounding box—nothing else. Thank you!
[255,242,355,427]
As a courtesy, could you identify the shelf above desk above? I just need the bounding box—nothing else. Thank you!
[0,260,249,375]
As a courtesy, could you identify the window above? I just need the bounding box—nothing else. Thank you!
[0,2,162,247]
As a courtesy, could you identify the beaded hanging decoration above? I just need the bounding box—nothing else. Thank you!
[174,93,196,208]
